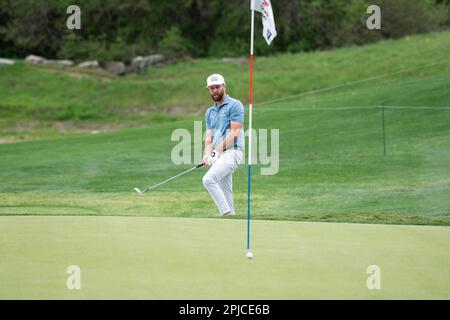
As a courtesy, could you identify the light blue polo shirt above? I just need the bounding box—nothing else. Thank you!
[205,95,245,150]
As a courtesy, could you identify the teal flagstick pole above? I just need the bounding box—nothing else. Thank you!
[247,5,255,258]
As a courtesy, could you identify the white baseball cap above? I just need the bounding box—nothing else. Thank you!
[206,74,225,88]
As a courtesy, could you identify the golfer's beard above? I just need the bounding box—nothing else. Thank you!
[211,92,224,102]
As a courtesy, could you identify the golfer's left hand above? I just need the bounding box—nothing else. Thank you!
[207,150,220,166]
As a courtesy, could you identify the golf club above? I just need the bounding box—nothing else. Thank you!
[134,163,204,194]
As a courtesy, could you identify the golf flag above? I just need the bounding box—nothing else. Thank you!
[251,0,277,45]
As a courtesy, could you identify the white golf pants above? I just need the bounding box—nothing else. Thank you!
[202,149,244,215]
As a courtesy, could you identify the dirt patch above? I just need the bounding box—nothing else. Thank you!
[34,64,115,82]
[62,121,130,132]
[0,136,30,144]
[0,120,132,144]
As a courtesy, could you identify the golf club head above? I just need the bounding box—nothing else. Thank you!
[134,187,143,194]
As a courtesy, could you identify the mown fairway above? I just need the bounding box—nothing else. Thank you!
[1,65,449,224]
[0,32,449,299]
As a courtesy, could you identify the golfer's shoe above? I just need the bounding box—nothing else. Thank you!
[222,211,236,217]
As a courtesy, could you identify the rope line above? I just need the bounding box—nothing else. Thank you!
[259,105,450,112]
[255,59,450,107]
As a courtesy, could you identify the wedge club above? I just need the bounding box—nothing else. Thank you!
[134,163,204,194]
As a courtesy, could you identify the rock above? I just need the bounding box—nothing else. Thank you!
[77,60,99,69]
[143,54,166,66]
[0,58,15,65]
[221,57,248,65]
[43,59,74,67]
[104,61,126,75]
[131,54,166,68]
[25,55,46,64]
[131,56,146,69]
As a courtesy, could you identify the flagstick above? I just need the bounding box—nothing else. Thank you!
[247,7,255,253]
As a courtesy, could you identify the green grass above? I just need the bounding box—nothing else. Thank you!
[1,31,449,125]
[0,216,449,299]
[0,31,449,299]
[1,70,449,224]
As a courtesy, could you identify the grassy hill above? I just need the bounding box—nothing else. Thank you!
[0,31,449,225]
[1,31,449,138]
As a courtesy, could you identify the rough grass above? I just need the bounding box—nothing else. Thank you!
[0,31,449,133]
[0,31,449,225]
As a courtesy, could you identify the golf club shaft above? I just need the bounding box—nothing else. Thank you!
[142,163,204,192]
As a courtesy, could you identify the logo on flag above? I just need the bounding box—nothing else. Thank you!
[251,0,277,45]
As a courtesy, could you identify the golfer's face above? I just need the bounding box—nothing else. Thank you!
[208,84,225,102]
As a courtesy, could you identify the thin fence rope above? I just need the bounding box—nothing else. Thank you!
[259,105,450,112]
[382,106,450,110]
[255,59,450,107]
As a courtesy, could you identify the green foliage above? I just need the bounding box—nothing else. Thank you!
[58,33,145,63]
[378,0,449,37]
[1,0,449,60]
[0,0,13,56]
[158,27,191,60]
[4,0,66,57]
[208,1,250,56]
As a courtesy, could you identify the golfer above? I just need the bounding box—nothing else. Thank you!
[202,74,245,216]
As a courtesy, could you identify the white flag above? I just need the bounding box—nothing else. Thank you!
[251,0,277,45]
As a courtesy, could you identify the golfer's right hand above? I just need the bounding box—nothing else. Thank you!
[202,154,210,167]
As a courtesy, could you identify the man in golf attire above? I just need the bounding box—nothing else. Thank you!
[202,74,244,216]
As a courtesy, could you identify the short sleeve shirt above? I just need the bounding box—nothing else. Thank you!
[205,95,245,150]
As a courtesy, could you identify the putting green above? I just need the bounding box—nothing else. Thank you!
[0,216,449,299]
